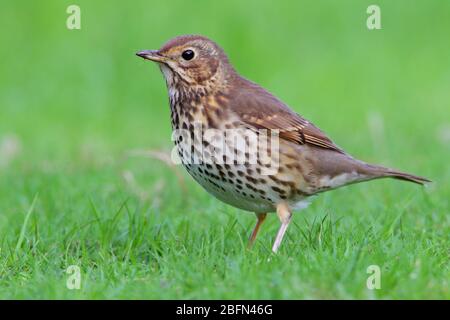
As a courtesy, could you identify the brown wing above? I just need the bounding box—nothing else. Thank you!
[228,78,344,153]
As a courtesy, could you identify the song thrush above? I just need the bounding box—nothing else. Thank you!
[136,35,430,252]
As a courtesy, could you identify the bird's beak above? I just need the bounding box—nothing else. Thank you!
[136,50,166,62]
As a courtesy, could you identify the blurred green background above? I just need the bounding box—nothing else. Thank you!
[0,0,448,299]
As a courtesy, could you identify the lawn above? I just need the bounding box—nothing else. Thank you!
[0,0,448,299]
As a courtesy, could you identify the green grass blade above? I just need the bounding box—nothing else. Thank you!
[14,194,39,256]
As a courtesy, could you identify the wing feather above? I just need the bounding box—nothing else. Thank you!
[228,79,344,153]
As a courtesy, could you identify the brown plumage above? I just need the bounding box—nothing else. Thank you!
[136,35,430,252]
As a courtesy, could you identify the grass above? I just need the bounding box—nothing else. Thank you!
[0,0,449,299]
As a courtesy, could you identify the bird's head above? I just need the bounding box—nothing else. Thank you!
[137,35,234,89]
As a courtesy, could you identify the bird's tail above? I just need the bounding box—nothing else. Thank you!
[363,163,431,185]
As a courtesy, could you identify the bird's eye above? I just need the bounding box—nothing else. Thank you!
[181,50,195,61]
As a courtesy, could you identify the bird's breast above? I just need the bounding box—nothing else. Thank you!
[167,97,315,212]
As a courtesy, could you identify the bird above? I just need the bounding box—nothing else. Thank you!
[136,35,430,253]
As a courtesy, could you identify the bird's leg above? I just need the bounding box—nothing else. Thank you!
[272,203,292,253]
[247,213,267,248]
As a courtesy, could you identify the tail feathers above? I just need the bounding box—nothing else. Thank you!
[382,170,431,185]
[366,164,431,185]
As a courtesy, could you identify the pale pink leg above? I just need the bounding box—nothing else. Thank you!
[272,203,292,253]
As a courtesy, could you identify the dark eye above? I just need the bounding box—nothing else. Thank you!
[181,50,195,61]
